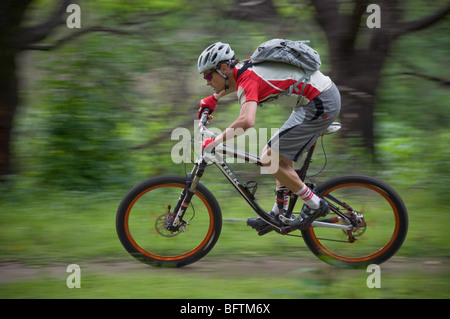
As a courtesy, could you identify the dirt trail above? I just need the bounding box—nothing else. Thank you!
[0,256,448,285]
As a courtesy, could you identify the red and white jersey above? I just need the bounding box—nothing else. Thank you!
[233,60,332,106]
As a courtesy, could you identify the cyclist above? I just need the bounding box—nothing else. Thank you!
[197,42,341,230]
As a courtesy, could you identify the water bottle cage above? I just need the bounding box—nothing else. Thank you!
[244,181,258,197]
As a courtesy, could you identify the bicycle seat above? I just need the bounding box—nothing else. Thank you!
[324,122,341,135]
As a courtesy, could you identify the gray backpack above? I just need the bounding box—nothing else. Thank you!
[250,38,322,99]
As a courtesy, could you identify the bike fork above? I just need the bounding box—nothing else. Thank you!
[172,160,207,227]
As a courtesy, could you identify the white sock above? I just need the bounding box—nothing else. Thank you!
[296,185,321,209]
[272,201,279,214]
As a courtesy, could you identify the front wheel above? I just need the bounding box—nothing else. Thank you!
[116,175,222,267]
[302,175,408,268]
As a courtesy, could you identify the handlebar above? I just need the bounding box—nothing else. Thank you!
[198,108,217,139]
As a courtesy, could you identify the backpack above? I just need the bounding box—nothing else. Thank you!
[243,39,322,101]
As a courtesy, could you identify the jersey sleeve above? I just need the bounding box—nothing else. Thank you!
[236,78,259,106]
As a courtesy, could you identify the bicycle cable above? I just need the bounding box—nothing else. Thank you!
[307,134,328,178]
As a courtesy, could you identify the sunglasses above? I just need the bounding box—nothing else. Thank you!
[203,70,216,81]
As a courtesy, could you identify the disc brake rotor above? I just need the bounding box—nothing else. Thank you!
[153,205,184,237]
[342,210,367,238]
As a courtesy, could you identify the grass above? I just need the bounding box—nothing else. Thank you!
[0,183,449,299]
[1,260,448,299]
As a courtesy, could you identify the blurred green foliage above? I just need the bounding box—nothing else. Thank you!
[34,37,136,188]
[0,0,449,299]
[9,0,448,194]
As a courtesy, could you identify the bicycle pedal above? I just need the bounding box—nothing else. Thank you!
[257,225,274,236]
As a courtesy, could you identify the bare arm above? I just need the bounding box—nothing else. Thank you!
[214,101,257,144]
[212,89,232,101]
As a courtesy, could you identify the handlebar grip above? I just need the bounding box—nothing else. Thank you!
[200,108,211,126]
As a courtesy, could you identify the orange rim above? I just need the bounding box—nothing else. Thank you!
[307,182,400,263]
[123,183,215,262]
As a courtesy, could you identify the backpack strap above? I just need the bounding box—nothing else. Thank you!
[237,60,253,79]
[287,75,308,95]
[285,74,310,106]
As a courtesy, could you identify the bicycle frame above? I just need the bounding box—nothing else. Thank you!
[172,116,353,234]
[213,143,305,233]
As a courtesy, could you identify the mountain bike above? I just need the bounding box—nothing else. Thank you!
[116,110,408,268]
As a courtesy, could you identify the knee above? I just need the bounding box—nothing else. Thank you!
[260,145,291,170]
[260,145,272,167]
[279,156,292,168]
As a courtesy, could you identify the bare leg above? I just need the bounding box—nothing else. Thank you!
[261,144,305,193]
[248,145,328,232]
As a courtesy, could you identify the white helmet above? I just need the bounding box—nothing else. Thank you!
[197,42,235,73]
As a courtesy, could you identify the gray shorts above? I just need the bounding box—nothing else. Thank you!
[268,82,341,162]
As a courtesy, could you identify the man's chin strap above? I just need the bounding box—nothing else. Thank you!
[216,68,229,91]
[225,76,229,91]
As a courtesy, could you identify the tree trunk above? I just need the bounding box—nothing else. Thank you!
[331,46,390,153]
[311,0,399,152]
[0,57,18,180]
[0,0,31,181]
[311,0,450,152]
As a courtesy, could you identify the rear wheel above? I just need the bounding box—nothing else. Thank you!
[302,175,408,268]
[116,175,222,267]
